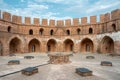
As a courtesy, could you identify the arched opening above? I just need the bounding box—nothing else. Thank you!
[66,30,70,35]
[8,26,11,32]
[28,39,40,52]
[29,29,33,35]
[0,41,3,56]
[102,26,104,33]
[77,28,81,35]
[39,28,44,35]
[100,36,114,54]
[64,39,74,52]
[112,23,116,31]
[89,28,93,34]
[80,38,94,53]
[9,37,22,54]
[47,39,57,52]
[50,30,54,36]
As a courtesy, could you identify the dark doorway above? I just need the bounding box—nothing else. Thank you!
[89,28,93,34]
[112,24,116,31]
[9,37,21,54]
[47,39,56,52]
[81,38,94,53]
[28,39,40,52]
[100,36,114,54]
[29,29,33,35]
[0,42,3,56]
[64,39,74,52]
[66,30,70,35]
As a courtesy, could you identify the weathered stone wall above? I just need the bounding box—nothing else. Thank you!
[96,32,120,54]
[0,9,120,55]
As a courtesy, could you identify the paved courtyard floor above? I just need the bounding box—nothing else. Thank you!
[0,53,120,80]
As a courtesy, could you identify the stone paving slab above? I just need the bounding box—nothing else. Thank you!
[0,62,48,77]
[0,64,107,80]
[0,53,120,80]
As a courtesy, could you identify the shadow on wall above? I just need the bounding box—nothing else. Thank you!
[100,36,114,54]
[9,37,22,54]
[28,39,40,52]
[80,38,94,53]
[0,41,3,55]
[64,39,74,52]
[47,39,57,52]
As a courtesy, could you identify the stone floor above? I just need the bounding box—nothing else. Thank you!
[0,53,120,80]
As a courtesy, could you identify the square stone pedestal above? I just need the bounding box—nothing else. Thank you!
[76,68,93,77]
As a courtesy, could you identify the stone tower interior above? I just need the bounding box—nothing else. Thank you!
[0,9,120,55]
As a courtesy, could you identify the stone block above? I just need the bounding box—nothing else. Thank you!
[81,17,87,24]
[49,19,55,26]
[42,19,48,26]
[73,18,79,26]
[8,60,20,65]
[34,18,40,25]
[21,67,38,76]
[101,61,112,66]
[76,68,93,77]
[25,17,31,25]
[2,12,11,22]
[65,19,71,26]
[90,16,96,24]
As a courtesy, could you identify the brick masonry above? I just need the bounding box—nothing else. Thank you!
[0,9,120,55]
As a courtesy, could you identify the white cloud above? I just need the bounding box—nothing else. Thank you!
[21,0,24,2]
[34,0,65,3]
[86,1,120,14]
[0,0,120,21]
[28,4,48,10]
[65,0,120,16]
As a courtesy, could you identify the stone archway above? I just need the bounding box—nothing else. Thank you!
[9,37,22,54]
[28,39,40,52]
[100,36,114,54]
[47,39,57,52]
[80,38,94,53]
[0,41,3,56]
[64,39,74,52]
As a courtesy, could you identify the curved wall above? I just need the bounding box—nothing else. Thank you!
[0,9,120,55]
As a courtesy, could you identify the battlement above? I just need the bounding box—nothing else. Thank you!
[0,9,120,26]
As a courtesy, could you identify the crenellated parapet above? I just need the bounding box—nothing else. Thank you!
[49,19,55,26]
[0,9,120,26]
[111,9,120,20]
[34,18,40,25]
[12,15,22,24]
[81,17,87,24]
[0,9,120,55]
[2,12,11,22]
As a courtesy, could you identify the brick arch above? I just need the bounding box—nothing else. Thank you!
[7,26,11,32]
[64,39,74,52]
[39,28,44,35]
[0,41,3,56]
[9,37,22,54]
[29,29,33,35]
[100,36,114,54]
[50,29,54,35]
[80,38,94,53]
[112,23,116,31]
[47,39,57,52]
[89,28,93,34]
[28,38,40,53]
[77,28,81,35]
[66,29,70,35]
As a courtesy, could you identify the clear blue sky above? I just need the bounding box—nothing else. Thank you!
[0,0,120,20]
